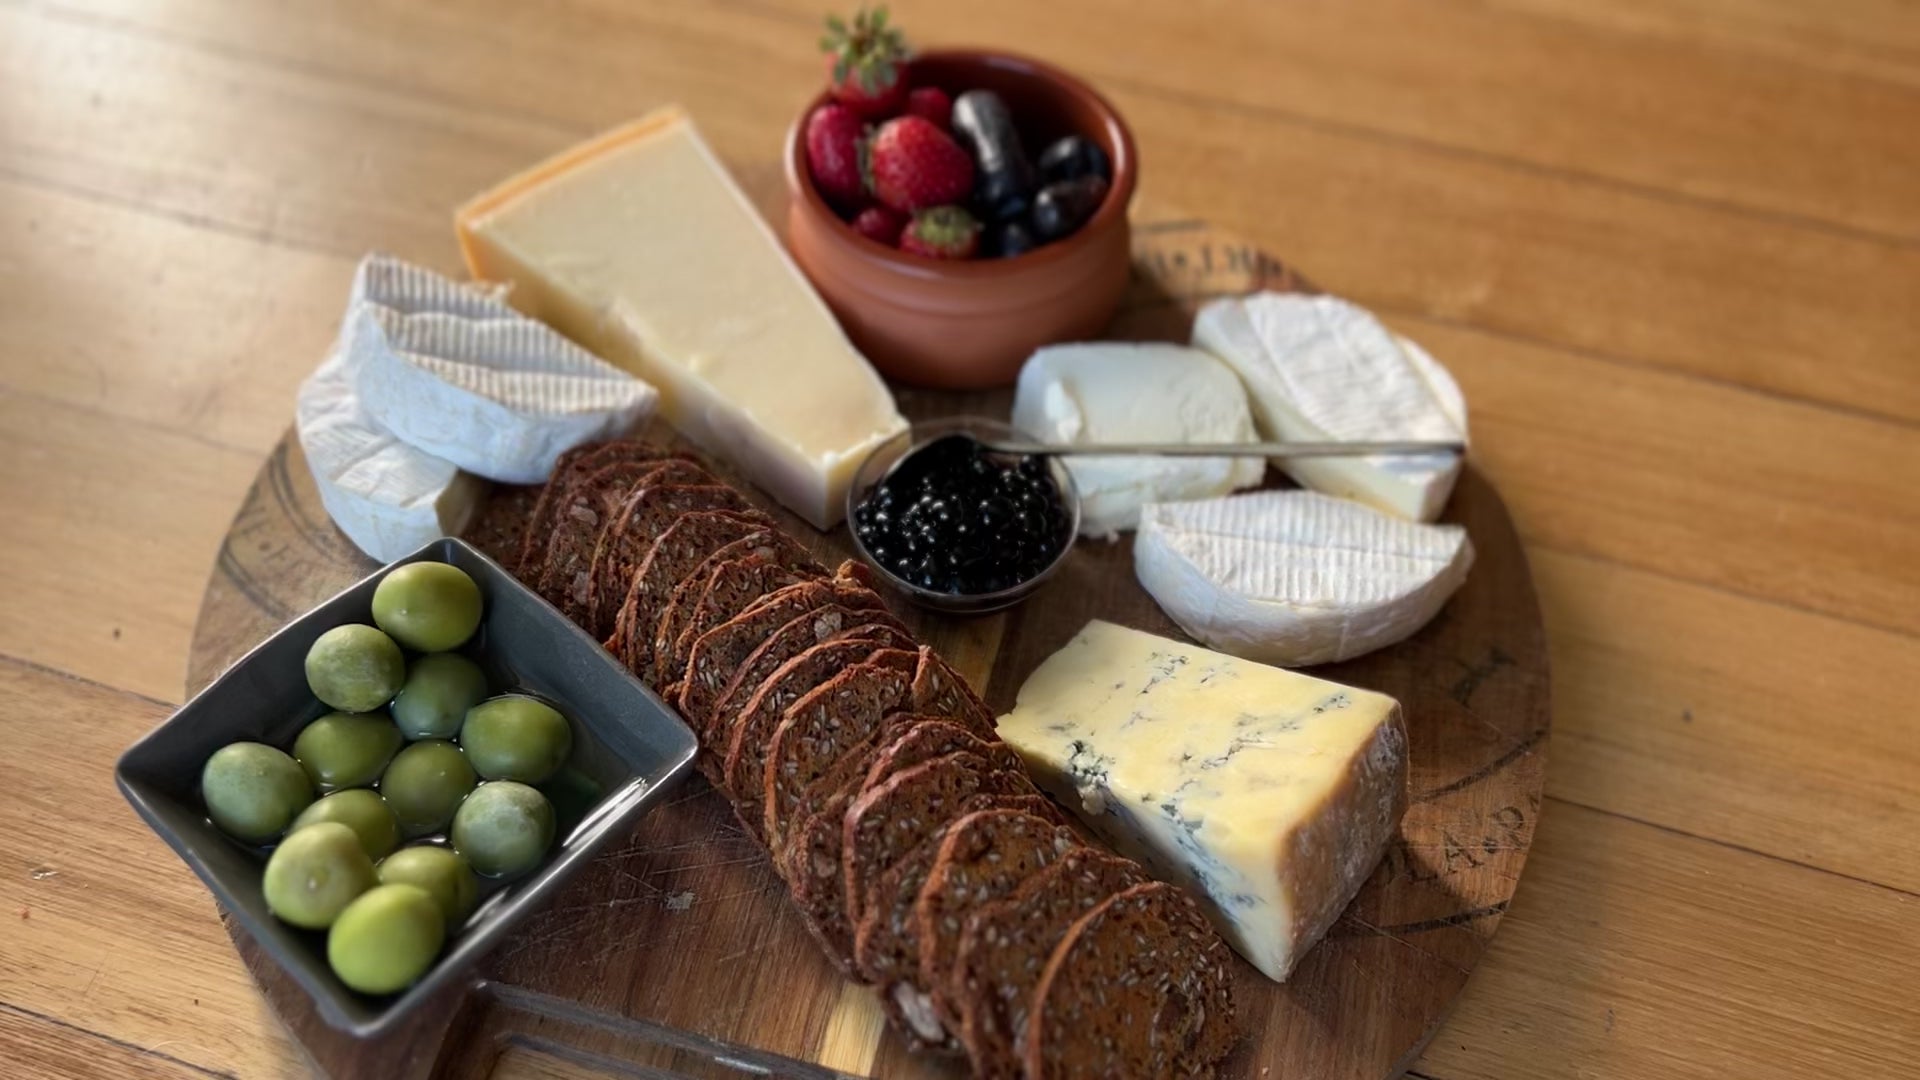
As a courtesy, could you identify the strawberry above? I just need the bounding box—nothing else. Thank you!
[804,103,867,210]
[821,7,909,120]
[866,115,974,213]
[851,205,907,246]
[904,86,952,130]
[900,206,981,259]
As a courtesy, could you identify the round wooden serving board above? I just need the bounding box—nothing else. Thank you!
[188,212,1550,1080]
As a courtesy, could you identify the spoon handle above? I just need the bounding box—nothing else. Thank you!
[980,439,1466,459]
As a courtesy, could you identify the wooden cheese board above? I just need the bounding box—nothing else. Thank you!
[187,212,1549,1080]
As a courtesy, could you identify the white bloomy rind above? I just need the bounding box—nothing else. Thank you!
[342,253,657,484]
[1134,489,1473,666]
[1192,292,1467,522]
[1010,342,1266,539]
[996,619,1409,982]
[295,349,485,562]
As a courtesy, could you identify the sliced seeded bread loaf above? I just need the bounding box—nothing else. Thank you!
[1024,881,1241,1080]
[650,531,821,686]
[947,848,1146,1079]
[607,511,769,674]
[721,646,916,838]
[582,479,761,637]
[914,810,1082,1031]
[852,795,1065,1051]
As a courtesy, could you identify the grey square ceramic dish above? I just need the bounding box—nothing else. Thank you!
[115,537,699,1038]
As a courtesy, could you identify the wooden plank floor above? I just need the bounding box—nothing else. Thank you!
[2,1,1915,1076]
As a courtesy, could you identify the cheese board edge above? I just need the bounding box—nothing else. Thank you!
[183,214,1551,1080]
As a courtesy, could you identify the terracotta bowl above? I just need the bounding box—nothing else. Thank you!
[783,49,1138,389]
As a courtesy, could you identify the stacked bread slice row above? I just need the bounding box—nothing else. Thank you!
[470,440,1240,1078]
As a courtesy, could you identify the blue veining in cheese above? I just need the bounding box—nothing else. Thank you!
[996,619,1409,982]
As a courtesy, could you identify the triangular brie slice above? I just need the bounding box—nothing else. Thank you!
[1134,489,1473,665]
[1193,293,1466,521]
[295,349,484,562]
[341,254,657,484]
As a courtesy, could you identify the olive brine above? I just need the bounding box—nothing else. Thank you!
[852,434,1071,595]
[197,560,572,998]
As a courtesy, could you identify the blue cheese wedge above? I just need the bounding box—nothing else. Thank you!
[995,620,1408,982]
[1010,343,1266,540]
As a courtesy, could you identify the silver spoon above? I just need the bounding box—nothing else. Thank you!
[976,438,1465,459]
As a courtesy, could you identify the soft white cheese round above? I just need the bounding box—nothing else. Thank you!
[1009,342,1266,540]
[1192,293,1468,523]
[341,254,657,485]
[296,349,485,562]
[1134,489,1474,665]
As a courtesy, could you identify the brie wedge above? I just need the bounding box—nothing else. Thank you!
[1192,293,1467,522]
[454,107,907,528]
[1134,489,1473,665]
[1010,343,1266,539]
[295,349,485,562]
[341,254,657,484]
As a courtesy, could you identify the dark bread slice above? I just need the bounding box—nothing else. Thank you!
[513,440,663,575]
[781,778,1049,988]
[719,645,915,834]
[763,648,999,847]
[841,751,1042,936]
[648,531,820,686]
[710,617,911,771]
[859,721,1025,795]
[681,583,908,746]
[852,795,1066,1050]
[607,511,768,678]
[1023,882,1241,1080]
[734,650,918,831]
[779,783,865,971]
[910,652,995,732]
[774,718,1004,870]
[462,482,540,573]
[947,848,1146,1079]
[509,440,608,575]
[534,458,691,620]
[581,478,760,638]
[557,464,717,625]
[777,718,1021,889]
[657,544,826,691]
[913,811,1082,1031]
[704,565,901,723]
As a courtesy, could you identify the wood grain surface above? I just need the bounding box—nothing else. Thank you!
[181,220,1547,1079]
[2,2,1917,1078]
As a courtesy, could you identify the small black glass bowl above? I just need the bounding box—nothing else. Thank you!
[845,416,1081,615]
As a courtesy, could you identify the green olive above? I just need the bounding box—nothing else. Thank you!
[376,846,479,928]
[291,789,400,860]
[326,883,445,995]
[202,742,313,843]
[380,740,477,837]
[372,562,483,653]
[460,695,573,784]
[292,711,403,792]
[451,781,554,879]
[391,653,489,741]
[305,624,405,713]
[262,821,376,930]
